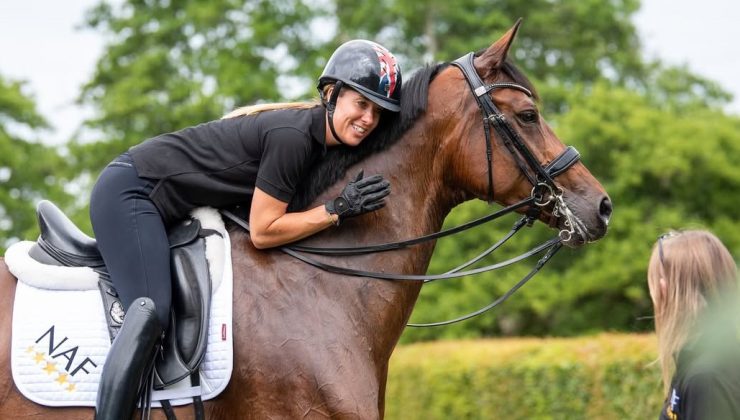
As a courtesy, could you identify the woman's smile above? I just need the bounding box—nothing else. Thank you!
[327,88,382,146]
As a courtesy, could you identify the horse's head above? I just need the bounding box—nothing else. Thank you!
[432,20,611,247]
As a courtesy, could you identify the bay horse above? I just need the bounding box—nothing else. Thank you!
[0,21,611,419]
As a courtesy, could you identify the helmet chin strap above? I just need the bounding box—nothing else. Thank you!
[325,81,348,145]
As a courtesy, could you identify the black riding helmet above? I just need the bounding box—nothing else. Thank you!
[317,40,402,144]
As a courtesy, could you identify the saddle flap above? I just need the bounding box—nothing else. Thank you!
[155,234,212,389]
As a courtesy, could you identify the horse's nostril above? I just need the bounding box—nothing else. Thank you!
[599,197,613,222]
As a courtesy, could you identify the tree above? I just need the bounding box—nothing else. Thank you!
[337,0,644,78]
[0,75,71,253]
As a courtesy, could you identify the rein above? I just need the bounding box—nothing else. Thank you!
[221,209,562,327]
[222,207,556,281]
[282,197,533,256]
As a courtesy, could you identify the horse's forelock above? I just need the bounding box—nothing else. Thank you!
[288,63,447,211]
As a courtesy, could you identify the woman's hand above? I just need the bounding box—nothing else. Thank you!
[325,171,390,222]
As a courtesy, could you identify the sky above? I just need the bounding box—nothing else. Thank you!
[1,0,739,145]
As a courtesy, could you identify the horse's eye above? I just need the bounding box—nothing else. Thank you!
[518,110,538,124]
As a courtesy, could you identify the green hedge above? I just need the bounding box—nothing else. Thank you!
[386,333,662,419]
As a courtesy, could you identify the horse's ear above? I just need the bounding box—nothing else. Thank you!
[474,18,522,79]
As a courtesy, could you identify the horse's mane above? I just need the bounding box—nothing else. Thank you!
[288,63,448,211]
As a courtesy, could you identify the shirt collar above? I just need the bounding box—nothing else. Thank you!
[310,105,327,155]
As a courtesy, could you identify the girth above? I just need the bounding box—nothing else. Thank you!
[28,200,215,389]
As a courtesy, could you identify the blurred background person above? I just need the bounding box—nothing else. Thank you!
[648,229,740,419]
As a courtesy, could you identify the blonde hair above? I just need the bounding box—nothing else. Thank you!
[221,101,320,119]
[647,229,738,395]
[221,86,334,119]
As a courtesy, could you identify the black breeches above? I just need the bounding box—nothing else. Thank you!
[90,153,171,327]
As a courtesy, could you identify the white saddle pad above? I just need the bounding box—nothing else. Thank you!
[4,207,233,407]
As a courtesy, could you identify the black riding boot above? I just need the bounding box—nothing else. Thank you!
[95,297,162,420]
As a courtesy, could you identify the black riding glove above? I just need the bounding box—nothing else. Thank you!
[325,171,391,222]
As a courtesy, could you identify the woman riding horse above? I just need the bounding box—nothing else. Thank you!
[89,40,402,419]
[0,21,612,418]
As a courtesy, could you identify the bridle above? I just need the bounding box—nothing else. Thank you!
[451,52,581,238]
[221,53,583,327]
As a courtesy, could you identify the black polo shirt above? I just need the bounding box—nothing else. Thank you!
[129,106,326,224]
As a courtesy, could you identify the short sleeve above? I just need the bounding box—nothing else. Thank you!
[255,127,313,203]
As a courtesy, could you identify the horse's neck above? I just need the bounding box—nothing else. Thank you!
[347,122,450,266]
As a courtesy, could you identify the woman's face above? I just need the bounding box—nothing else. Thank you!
[327,88,382,146]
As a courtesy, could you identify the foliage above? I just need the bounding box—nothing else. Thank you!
[71,0,336,179]
[0,75,71,253]
[386,333,663,419]
[336,0,644,77]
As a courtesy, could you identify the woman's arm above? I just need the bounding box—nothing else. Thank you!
[249,187,337,249]
[249,172,390,249]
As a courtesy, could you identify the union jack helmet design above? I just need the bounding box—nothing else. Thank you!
[318,40,402,112]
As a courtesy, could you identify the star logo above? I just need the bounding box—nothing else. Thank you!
[43,361,57,375]
[56,372,69,385]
